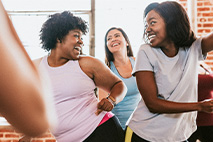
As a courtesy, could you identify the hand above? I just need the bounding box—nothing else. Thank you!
[200,99,213,113]
[95,98,114,115]
[18,136,32,142]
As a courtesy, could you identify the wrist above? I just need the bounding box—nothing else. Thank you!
[197,102,202,111]
[106,95,116,106]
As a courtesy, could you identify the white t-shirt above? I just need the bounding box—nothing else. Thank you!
[128,38,204,142]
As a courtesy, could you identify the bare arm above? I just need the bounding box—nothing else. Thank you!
[135,71,213,114]
[92,58,127,104]
[98,57,136,101]
[79,56,127,115]
[98,88,108,101]
[201,32,213,55]
[0,1,52,137]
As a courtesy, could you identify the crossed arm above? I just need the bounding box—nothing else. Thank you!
[79,56,127,115]
[135,71,213,114]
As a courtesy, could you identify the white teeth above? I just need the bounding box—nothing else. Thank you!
[74,47,81,51]
[112,43,119,47]
[149,35,156,39]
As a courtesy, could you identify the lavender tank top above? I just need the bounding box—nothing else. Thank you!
[40,56,106,142]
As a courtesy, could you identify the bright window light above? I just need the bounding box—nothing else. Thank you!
[2,0,170,61]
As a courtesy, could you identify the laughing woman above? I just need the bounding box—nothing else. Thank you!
[99,27,141,130]
[126,1,213,142]
[20,11,127,142]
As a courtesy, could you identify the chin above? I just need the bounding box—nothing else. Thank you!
[74,57,80,60]
[149,42,158,47]
[71,55,80,60]
[149,43,155,47]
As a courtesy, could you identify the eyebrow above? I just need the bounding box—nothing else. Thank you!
[147,17,156,22]
[73,31,81,34]
[107,32,120,37]
[72,30,82,35]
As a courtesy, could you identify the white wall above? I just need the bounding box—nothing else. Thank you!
[2,0,169,61]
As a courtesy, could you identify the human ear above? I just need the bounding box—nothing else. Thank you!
[57,39,62,43]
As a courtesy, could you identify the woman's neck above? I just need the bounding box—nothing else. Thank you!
[113,53,130,67]
[160,42,178,57]
[47,50,69,67]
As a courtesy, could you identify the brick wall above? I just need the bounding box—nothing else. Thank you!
[177,0,213,70]
[0,126,56,142]
[0,0,212,141]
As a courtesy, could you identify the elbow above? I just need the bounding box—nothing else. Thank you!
[116,81,127,103]
[146,103,160,113]
[21,118,49,137]
[24,109,57,137]
[148,108,158,114]
[120,81,127,101]
[27,128,48,138]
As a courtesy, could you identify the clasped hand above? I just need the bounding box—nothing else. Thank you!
[200,99,213,113]
[95,98,114,115]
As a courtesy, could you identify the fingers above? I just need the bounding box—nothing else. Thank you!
[18,136,32,142]
[95,98,114,115]
[202,99,213,102]
[200,99,213,113]
[95,109,103,116]
[211,100,213,113]
[97,98,113,111]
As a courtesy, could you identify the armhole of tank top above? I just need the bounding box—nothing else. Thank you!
[34,56,44,68]
[76,60,95,82]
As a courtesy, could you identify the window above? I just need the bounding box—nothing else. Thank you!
[2,0,170,61]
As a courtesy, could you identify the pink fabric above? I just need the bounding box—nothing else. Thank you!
[98,112,114,126]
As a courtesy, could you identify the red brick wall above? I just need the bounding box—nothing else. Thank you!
[0,0,212,141]
[177,0,213,70]
[0,126,56,142]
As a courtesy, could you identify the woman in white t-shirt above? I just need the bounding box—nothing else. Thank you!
[125,1,213,142]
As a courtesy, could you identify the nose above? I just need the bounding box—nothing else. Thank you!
[111,36,117,42]
[78,40,84,48]
[145,24,151,33]
[77,38,83,45]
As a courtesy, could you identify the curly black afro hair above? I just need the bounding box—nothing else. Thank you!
[40,11,88,51]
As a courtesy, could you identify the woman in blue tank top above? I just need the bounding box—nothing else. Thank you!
[99,27,141,129]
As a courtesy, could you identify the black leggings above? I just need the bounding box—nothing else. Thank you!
[131,132,149,142]
[126,127,189,142]
[83,116,125,142]
[188,126,213,142]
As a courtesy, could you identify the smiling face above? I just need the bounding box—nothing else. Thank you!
[59,29,83,60]
[106,29,127,54]
[145,10,169,48]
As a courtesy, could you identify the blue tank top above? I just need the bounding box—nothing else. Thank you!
[110,57,141,129]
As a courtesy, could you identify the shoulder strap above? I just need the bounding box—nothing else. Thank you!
[33,57,43,68]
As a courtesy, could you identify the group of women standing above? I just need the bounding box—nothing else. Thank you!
[2,0,212,142]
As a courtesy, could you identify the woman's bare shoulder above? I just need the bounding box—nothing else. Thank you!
[79,55,103,67]
[79,55,107,77]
